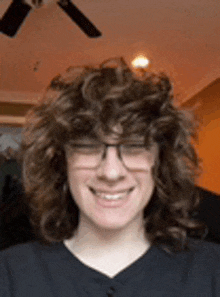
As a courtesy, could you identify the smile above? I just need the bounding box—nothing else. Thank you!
[89,187,134,200]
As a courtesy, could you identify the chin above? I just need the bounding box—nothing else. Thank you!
[91,215,139,232]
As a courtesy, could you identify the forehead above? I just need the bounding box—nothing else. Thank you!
[94,125,146,143]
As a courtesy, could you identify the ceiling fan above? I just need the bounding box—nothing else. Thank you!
[0,0,102,38]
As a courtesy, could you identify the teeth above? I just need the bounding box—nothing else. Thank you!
[101,194,124,200]
[97,193,125,200]
[95,190,133,200]
[90,187,134,201]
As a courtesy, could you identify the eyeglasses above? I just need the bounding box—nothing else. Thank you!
[67,141,156,170]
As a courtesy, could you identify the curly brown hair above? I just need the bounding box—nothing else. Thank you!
[21,57,205,252]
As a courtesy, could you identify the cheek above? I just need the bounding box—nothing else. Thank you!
[67,166,82,196]
[67,166,92,203]
[137,169,155,199]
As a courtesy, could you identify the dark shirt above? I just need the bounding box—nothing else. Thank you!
[0,240,220,297]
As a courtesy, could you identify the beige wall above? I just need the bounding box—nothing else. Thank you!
[0,91,38,126]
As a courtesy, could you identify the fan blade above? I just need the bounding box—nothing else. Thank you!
[0,0,32,37]
[57,0,102,38]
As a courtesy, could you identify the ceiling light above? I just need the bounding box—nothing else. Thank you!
[131,55,150,69]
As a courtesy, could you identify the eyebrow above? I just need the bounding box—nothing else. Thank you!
[68,134,146,144]
[70,139,146,145]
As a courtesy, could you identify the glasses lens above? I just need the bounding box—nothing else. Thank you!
[69,144,104,168]
[121,145,154,170]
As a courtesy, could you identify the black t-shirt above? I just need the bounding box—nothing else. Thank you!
[0,240,220,297]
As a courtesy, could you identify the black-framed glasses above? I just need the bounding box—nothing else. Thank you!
[67,141,156,170]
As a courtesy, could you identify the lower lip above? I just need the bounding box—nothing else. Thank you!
[92,189,134,208]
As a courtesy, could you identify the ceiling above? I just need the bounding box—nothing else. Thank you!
[0,0,220,104]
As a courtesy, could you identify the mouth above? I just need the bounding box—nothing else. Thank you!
[89,187,135,201]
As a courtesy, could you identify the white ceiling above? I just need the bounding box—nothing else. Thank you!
[0,0,220,103]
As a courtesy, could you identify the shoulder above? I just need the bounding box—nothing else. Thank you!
[174,239,220,261]
[0,241,62,280]
[194,240,220,273]
[0,241,65,296]
[0,240,61,270]
[152,240,220,286]
[187,239,220,258]
[161,239,220,273]
[0,241,40,267]
[183,240,220,289]
[149,240,220,294]
[0,242,39,296]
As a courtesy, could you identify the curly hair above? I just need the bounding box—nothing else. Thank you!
[21,57,205,252]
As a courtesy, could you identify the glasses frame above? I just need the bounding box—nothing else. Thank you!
[68,141,149,170]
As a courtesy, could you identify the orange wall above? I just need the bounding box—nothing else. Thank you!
[182,79,220,195]
[197,111,220,194]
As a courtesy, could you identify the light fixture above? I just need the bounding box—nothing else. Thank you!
[0,0,102,38]
[131,55,150,77]
[131,55,150,69]
[57,0,101,38]
[0,0,32,37]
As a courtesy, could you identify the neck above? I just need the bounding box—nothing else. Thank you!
[64,216,150,258]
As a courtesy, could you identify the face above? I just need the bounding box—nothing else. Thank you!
[66,134,158,233]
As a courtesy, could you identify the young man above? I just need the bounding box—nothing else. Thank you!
[0,57,220,296]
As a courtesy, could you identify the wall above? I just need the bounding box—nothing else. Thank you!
[182,78,220,194]
[0,90,39,126]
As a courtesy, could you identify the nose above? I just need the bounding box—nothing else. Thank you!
[96,146,127,182]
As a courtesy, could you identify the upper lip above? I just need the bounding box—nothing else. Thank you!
[89,187,134,195]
